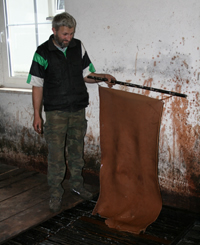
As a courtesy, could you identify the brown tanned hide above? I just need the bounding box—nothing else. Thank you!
[92,86,163,234]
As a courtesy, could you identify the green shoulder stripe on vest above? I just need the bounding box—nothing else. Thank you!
[26,74,32,84]
[33,52,48,69]
[89,63,96,73]
[64,48,67,57]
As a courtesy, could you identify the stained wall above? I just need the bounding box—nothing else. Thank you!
[67,0,200,209]
[0,0,199,211]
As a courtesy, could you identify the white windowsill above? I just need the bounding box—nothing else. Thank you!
[0,86,32,94]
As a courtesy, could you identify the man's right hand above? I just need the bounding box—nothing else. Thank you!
[33,115,43,134]
[32,86,43,134]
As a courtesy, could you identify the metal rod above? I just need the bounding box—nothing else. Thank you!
[87,76,187,98]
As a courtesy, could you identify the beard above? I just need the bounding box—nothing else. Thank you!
[54,34,70,48]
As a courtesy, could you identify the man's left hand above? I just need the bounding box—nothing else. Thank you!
[104,74,116,88]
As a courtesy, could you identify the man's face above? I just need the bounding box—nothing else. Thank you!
[52,26,75,48]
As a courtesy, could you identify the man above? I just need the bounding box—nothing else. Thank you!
[27,12,116,212]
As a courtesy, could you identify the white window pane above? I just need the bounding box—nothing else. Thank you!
[6,0,35,24]
[8,25,36,75]
[57,0,65,10]
[37,0,51,23]
[38,24,52,45]
[4,0,65,80]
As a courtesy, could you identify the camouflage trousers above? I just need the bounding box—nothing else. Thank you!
[44,109,87,198]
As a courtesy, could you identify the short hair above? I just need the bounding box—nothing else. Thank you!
[52,12,76,31]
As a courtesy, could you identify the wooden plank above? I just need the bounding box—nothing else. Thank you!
[0,182,49,221]
[0,178,86,222]
[0,170,39,188]
[0,163,18,175]
[0,172,46,202]
[0,189,84,244]
[0,167,26,181]
[0,172,98,244]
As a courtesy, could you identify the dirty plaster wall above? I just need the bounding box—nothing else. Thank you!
[0,91,48,173]
[0,0,199,211]
[66,0,200,207]
[0,87,100,174]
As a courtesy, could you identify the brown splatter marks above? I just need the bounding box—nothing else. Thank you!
[172,56,177,60]
[154,61,156,67]
[160,124,166,150]
[170,84,200,196]
[86,133,95,143]
[86,109,94,120]
[182,60,189,69]
[143,78,153,87]
[182,37,185,45]
[197,47,199,50]
[120,80,131,92]
[198,72,200,80]
[107,26,110,29]
[135,52,138,76]
[142,78,153,96]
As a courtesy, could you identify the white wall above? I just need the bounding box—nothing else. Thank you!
[66,0,200,197]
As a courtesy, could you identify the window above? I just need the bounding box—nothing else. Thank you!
[0,0,65,88]
[56,0,65,12]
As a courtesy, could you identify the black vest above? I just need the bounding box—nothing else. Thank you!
[43,36,89,112]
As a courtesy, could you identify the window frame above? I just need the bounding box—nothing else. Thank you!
[0,0,65,89]
[0,0,31,88]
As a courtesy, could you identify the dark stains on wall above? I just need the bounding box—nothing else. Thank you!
[161,189,200,213]
[0,105,47,173]
[0,106,99,178]
[0,126,48,174]
[158,77,200,200]
[170,86,200,196]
